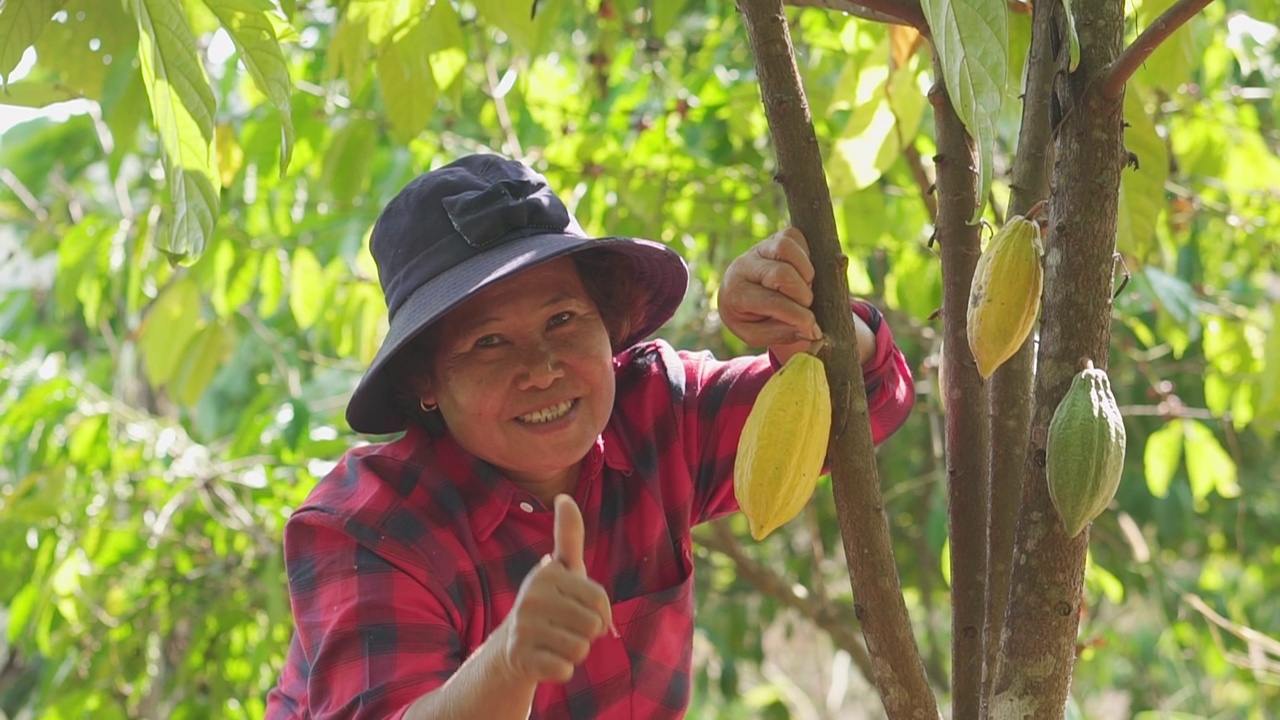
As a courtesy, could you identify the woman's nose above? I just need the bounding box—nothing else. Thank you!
[516,343,564,389]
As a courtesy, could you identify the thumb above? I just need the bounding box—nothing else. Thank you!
[552,494,586,575]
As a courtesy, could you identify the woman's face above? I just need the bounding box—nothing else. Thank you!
[419,257,617,494]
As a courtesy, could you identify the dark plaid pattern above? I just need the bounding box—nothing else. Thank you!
[266,302,913,719]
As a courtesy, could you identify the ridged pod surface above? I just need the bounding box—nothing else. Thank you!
[734,352,832,540]
[1045,362,1127,538]
[966,214,1044,378]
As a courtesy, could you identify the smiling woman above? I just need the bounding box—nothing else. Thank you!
[264,153,916,720]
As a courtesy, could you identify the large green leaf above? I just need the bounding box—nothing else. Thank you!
[1256,302,1280,438]
[0,79,80,106]
[173,319,235,406]
[201,0,295,172]
[1117,87,1167,259]
[138,277,204,388]
[1143,420,1181,498]
[1183,420,1240,501]
[129,0,220,263]
[920,0,1008,223]
[0,0,65,85]
[375,17,436,144]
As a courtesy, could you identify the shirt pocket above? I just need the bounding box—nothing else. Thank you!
[612,547,695,719]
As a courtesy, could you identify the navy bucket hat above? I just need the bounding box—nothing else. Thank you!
[344,153,690,435]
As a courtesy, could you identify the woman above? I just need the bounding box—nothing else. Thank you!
[266,154,915,719]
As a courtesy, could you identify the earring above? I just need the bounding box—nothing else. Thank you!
[420,399,438,413]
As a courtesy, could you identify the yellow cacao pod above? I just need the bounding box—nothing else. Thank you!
[1046,361,1127,538]
[966,214,1044,378]
[734,351,832,540]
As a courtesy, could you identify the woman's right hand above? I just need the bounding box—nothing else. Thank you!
[498,495,614,685]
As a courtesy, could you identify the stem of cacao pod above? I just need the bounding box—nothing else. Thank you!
[737,1,939,718]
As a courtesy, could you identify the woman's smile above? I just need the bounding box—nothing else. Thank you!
[515,398,577,425]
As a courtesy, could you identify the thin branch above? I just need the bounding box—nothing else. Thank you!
[1100,0,1217,99]
[0,168,48,222]
[785,0,915,27]
[737,1,939,717]
[929,57,989,719]
[902,141,937,224]
[1183,593,1280,658]
[696,523,875,682]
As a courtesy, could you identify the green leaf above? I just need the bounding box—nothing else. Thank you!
[138,278,204,388]
[1183,420,1239,500]
[288,247,325,330]
[201,0,295,172]
[129,0,220,263]
[1117,88,1167,258]
[0,80,81,106]
[376,18,436,144]
[651,0,687,37]
[473,0,565,55]
[173,320,234,406]
[920,0,1008,223]
[0,0,65,85]
[323,118,378,206]
[1257,302,1280,437]
[1143,420,1182,498]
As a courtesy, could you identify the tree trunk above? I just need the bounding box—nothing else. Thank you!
[737,2,939,717]
[981,0,1064,711]
[990,0,1127,714]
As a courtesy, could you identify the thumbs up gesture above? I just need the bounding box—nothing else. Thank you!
[499,495,615,685]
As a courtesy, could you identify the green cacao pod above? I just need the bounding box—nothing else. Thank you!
[734,351,832,540]
[1045,361,1127,538]
[966,213,1044,378]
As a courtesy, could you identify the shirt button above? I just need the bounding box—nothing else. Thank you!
[519,501,535,513]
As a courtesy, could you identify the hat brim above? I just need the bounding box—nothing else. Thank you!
[344,233,689,435]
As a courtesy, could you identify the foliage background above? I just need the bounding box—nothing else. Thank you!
[1,0,1278,717]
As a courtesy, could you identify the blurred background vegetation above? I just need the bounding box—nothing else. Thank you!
[1,0,1278,717]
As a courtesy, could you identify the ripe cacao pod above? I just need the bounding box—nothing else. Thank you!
[1045,361,1127,538]
[966,213,1044,378]
[734,351,832,540]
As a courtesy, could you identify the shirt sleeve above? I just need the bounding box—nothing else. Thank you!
[681,299,915,526]
[282,508,462,720]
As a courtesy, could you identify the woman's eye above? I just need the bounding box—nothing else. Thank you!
[474,334,503,348]
[548,311,574,328]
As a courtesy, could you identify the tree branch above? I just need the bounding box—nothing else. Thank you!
[737,1,939,717]
[992,0,1128,712]
[1100,0,1216,100]
[696,523,875,681]
[982,0,1063,708]
[784,0,917,27]
[929,56,989,720]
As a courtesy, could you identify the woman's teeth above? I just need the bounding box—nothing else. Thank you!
[518,400,574,424]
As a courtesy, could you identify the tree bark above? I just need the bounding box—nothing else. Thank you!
[990,0,1127,714]
[981,0,1064,712]
[928,53,989,720]
[737,2,939,718]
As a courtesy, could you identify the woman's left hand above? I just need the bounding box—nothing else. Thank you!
[720,227,821,360]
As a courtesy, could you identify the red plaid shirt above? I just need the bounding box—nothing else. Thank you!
[266,302,914,719]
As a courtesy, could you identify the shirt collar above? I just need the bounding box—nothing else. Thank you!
[411,427,633,544]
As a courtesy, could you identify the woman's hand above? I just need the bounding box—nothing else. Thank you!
[720,228,822,362]
[720,227,876,365]
[497,496,613,685]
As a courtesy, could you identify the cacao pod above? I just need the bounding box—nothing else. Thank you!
[1045,361,1127,538]
[734,351,832,540]
[966,214,1044,378]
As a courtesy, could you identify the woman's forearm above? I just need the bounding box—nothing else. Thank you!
[402,625,537,720]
